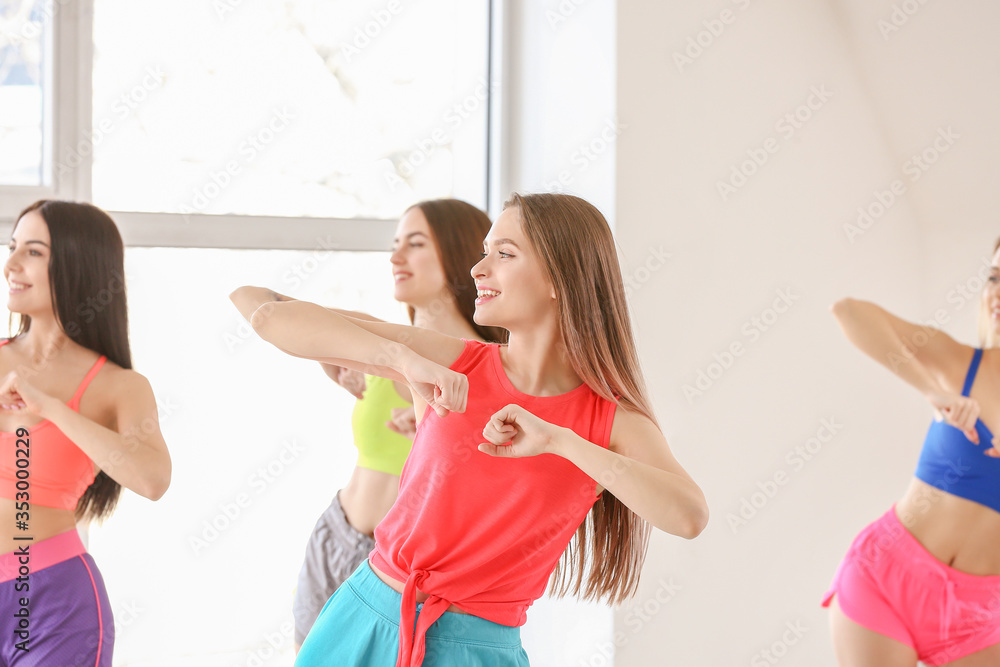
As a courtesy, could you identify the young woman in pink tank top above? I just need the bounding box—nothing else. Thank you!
[0,201,171,667]
[235,199,506,651]
[233,192,708,667]
[822,238,1000,666]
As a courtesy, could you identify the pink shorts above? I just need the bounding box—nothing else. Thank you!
[821,505,1000,665]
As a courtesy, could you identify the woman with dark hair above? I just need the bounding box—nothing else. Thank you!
[822,239,1000,666]
[232,192,707,667]
[0,201,171,667]
[232,198,505,650]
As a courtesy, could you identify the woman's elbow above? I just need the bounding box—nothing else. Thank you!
[681,497,709,540]
[249,302,279,338]
[830,297,855,319]
[136,463,170,501]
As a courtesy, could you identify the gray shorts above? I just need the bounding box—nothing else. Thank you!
[292,491,376,645]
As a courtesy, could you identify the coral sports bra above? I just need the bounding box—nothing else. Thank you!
[0,339,107,511]
[914,347,1000,513]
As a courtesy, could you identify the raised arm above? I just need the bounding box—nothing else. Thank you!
[831,297,986,443]
[228,286,469,416]
[830,297,968,398]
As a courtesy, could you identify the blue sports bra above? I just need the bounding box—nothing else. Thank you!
[914,347,1000,513]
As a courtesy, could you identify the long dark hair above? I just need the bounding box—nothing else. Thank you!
[11,200,131,522]
[505,192,652,605]
[405,199,508,344]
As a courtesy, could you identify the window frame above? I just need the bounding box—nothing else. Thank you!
[0,0,92,220]
[0,0,509,249]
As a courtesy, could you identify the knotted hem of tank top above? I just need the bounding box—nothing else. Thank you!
[396,569,452,667]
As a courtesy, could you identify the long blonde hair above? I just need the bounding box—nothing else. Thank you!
[978,236,1000,349]
[506,192,652,605]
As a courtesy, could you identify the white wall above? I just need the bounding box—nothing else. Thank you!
[615,0,1000,665]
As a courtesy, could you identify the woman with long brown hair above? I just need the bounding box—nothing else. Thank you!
[822,238,1000,666]
[236,199,506,650]
[231,192,708,667]
[0,201,171,666]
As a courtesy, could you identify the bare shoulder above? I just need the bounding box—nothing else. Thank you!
[94,362,156,407]
[608,403,664,457]
[607,402,695,483]
[909,330,974,390]
[933,341,982,394]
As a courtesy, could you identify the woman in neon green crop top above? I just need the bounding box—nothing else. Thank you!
[232,199,506,650]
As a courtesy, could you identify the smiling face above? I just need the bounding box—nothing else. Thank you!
[985,247,1000,336]
[390,206,448,308]
[5,210,53,317]
[469,206,556,330]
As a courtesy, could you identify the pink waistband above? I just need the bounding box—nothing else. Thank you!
[0,529,86,582]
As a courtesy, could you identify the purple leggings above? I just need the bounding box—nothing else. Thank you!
[0,530,113,667]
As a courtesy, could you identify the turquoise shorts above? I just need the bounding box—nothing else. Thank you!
[295,559,530,666]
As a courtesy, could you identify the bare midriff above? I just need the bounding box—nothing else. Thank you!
[1,499,77,555]
[895,477,1000,576]
[338,466,401,537]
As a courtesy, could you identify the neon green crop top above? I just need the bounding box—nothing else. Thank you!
[351,375,414,476]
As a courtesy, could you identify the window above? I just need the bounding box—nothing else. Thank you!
[0,0,51,187]
[91,0,491,226]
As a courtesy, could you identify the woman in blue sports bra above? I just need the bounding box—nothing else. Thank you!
[821,238,1000,666]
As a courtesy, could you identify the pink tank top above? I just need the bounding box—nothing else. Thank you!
[369,339,617,666]
[0,339,106,510]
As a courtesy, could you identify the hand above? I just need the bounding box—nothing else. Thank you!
[0,371,53,416]
[928,391,990,447]
[386,406,417,439]
[336,367,367,399]
[478,404,564,458]
[400,352,467,418]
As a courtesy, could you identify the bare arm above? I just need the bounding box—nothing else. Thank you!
[479,404,708,539]
[560,408,707,539]
[39,371,171,500]
[229,287,468,415]
[830,297,968,398]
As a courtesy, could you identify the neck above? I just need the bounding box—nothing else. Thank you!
[13,315,74,367]
[411,300,480,341]
[503,322,581,396]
